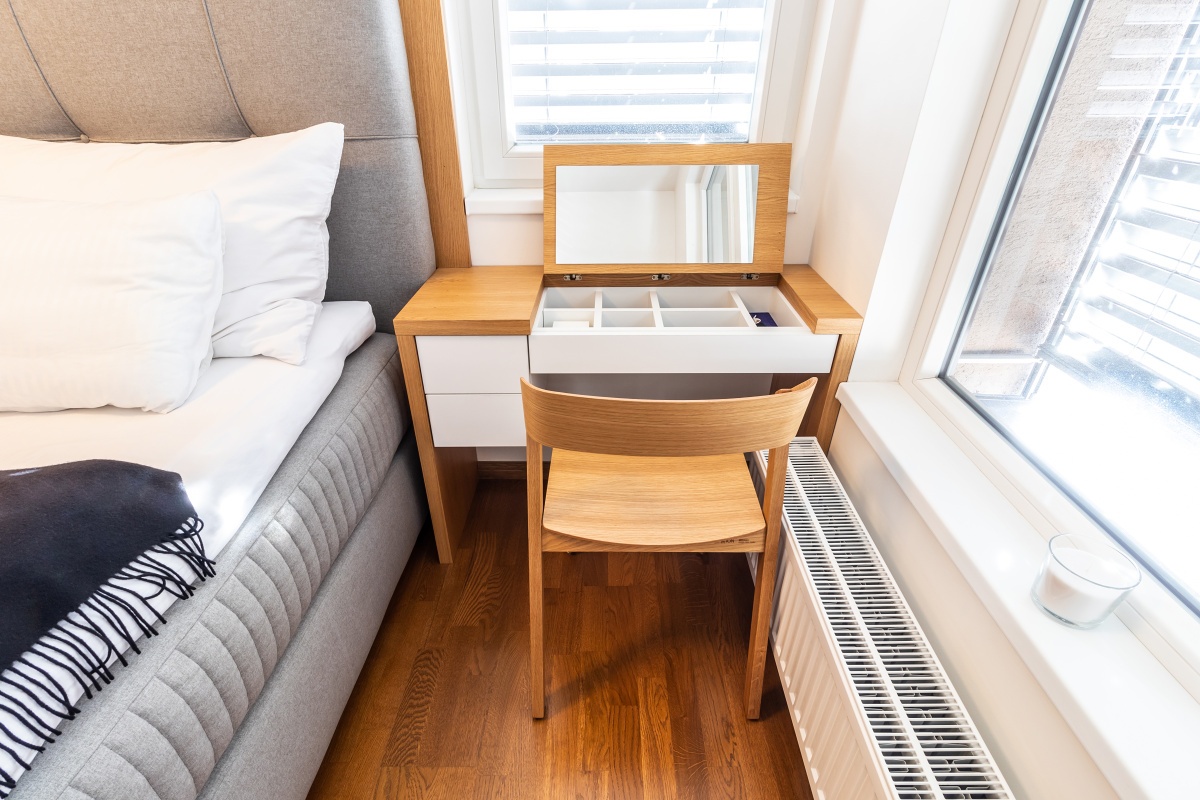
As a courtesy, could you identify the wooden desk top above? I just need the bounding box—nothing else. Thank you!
[393,266,544,335]
[394,264,861,338]
[778,265,863,335]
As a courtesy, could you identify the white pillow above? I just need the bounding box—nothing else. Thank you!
[0,193,224,413]
[0,123,345,365]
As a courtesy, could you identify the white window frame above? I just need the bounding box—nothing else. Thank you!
[441,0,816,201]
[897,0,1200,697]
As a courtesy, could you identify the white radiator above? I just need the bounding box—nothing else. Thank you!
[751,439,1013,800]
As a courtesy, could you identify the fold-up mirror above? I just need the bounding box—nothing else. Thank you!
[544,143,791,276]
[556,164,759,265]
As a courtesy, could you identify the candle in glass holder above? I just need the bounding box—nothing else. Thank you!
[1031,534,1140,629]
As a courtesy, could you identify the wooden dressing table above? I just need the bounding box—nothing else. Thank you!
[394,143,861,564]
[394,264,859,563]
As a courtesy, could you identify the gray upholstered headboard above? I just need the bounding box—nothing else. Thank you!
[0,0,436,332]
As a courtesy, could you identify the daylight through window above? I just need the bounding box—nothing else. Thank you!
[500,0,769,145]
[945,0,1200,615]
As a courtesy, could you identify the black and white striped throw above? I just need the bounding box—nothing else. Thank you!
[0,460,214,796]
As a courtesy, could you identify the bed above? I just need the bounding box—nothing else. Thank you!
[0,0,434,797]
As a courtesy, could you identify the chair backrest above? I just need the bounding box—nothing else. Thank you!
[520,378,817,457]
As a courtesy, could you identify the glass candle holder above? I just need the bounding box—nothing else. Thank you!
[1031,534,1141,629]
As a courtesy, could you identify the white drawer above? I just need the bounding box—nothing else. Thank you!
[416,335,529,394]
[528,285,838,374]
[528,330,837,374]
[426,394,526,447]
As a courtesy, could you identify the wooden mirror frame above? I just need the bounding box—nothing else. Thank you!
[544,143,792,277]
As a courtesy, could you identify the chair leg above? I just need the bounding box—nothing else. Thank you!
[527,436,546,719]
[746,443,789,719]
[529,538,545,719]
[744,546,779,719]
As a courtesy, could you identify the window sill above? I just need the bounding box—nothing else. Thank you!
[465,188,542,216]
[836,381,1200,800]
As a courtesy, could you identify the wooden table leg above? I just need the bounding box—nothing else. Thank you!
[396,335,478,563]
[774,333,859,453]
[802,333,858,452]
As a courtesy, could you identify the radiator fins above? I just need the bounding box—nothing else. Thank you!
[753,439,1013,800]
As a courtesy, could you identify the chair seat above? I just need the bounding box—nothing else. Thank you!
[541,450,766,552]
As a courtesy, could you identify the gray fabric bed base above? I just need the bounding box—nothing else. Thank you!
[199,441,423,800]
[10,334,428,800]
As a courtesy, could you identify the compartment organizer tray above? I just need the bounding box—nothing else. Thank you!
[530,286,838,374]
[540,287,786,329]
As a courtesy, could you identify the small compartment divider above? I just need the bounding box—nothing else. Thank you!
[650,289,664,328]
[730,291,757,328]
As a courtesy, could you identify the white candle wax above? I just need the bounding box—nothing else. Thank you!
[1032,546,1134,628]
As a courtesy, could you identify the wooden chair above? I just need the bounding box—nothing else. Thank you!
[521,377,818,720]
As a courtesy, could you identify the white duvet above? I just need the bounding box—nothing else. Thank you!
[0,301,377,557]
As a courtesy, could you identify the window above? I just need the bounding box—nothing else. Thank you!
[943,0,1200,615]
[448,0,806,187]
[502,0,768,145]
[705,164,758,261]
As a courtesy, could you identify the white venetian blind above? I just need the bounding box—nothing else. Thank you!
[501,0,768,145]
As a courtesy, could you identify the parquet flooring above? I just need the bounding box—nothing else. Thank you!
[308,479,811,799]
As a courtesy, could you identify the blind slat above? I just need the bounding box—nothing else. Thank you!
[512,92,754,106]
[510,30,761,44]
[502,1,767,144]
[509,0,764,9]
[511,61,759,76]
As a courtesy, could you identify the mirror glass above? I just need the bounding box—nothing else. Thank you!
[555,164,759,265]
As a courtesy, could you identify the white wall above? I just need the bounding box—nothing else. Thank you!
[467,212,542,265]
[556,190,676,264]
[803,0,949,314]
[872,2,1015,381]
[783,0,863,267]
[792,0,1014,385]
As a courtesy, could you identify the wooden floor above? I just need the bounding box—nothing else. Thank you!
[308,479,812,799]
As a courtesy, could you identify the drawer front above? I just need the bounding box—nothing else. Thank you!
[426,394,525,447]
[417,336,529,394]
[528,331,838,374]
